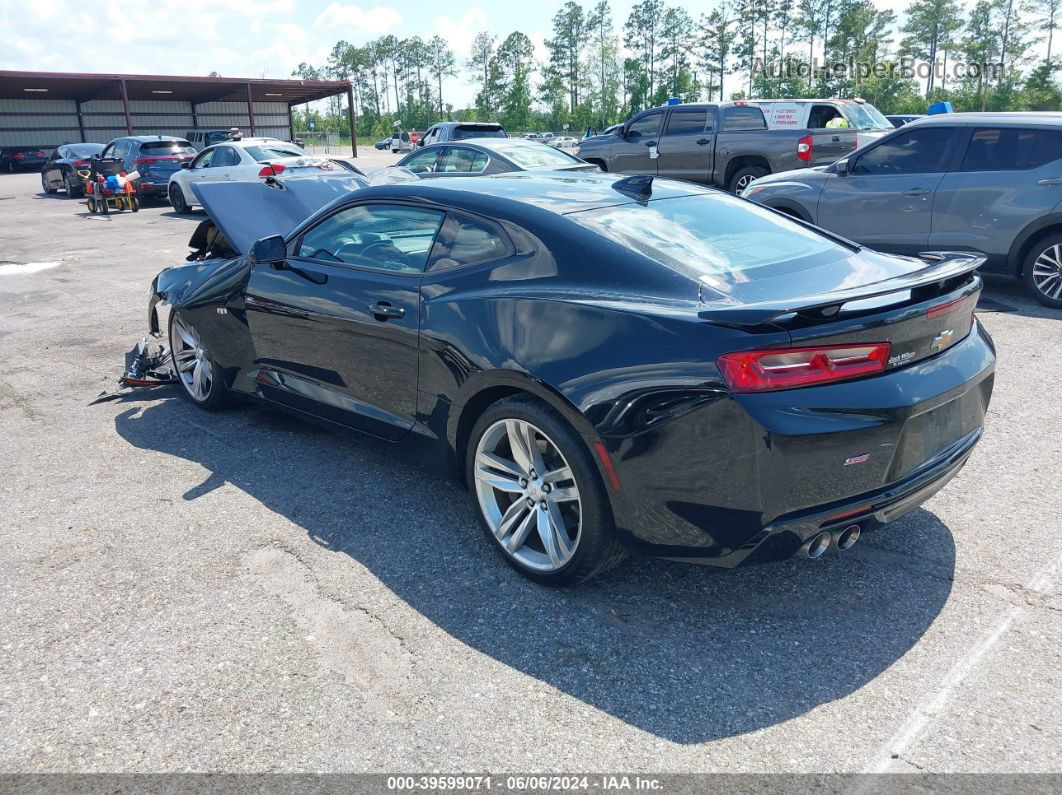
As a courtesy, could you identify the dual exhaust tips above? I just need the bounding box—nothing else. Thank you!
[801,525,861,558]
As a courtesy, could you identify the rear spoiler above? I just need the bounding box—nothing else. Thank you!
[698,252,985,328]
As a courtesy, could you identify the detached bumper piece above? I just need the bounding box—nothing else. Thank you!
[121,338,177,387]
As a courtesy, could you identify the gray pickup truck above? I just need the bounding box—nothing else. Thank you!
[574,102,858,192]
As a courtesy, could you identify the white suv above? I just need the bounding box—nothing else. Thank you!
[168,138,322,213]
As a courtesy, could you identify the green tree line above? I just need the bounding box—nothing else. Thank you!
[290,0,1062,138]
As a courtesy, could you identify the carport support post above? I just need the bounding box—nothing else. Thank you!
[346,85,358,157]
[245,83,257,137]
[119,79,133,135]
[75,99,86,143]
[287,102,296,144]
[190,101,199,130]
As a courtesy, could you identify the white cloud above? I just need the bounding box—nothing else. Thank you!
[433,8,489,61]
[315,3,403,35]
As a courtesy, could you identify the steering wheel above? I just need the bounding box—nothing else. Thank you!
[360,240,413,271]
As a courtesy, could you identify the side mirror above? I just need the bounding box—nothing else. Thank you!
[251,235,287,265]
[835,158,850,176]
[181,161,191,169]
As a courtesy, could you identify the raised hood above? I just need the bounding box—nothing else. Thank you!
[190,174,365,255]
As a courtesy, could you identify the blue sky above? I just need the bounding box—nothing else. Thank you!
[0,0,1017,109]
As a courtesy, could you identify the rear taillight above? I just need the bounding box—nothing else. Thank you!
[36,151,45,158]
[258,163,287,177]
[13,153,24,159]
[797,134,813,162]
[718,343,891,393]
[134,157,157,166]
[72,160,90,168]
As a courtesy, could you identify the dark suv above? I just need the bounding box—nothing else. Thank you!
[98,136,196,199]
[416,122,507,148]
[743,113,1062,307]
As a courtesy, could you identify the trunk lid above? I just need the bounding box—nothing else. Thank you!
[190,174,366,255]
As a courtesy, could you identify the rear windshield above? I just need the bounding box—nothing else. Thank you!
[843,103,892,131]
[454,125,506,139]
[570,194,848,278]
[244,144,305,162]
[504,145,582,169]
[68,144,103,157]
[141,140,195,155]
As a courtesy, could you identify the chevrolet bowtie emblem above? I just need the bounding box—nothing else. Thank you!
[930,328,955,351]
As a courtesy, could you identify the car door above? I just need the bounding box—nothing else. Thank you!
[656,106,713,183]
[208,145,240,181]
[816,125,958,255]
[244,201,446,440]
[929,125,1062,273]
[43,147,66,189]
[611,109,665,175]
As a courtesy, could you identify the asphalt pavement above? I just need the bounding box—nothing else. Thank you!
[0,167,1060,774]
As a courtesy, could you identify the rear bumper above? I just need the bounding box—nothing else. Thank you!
[604,321,995,566]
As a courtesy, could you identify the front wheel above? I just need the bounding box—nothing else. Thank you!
[64,171,82,197]
[1023,235,1062,308]
[466,396,626,585]
[168,312,234,410]
[169,183,190,214]
[42,173,57,194]
[728,165,768,194]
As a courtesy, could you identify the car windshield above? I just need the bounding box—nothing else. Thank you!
[454,126,506,139]
[503,145,582,169]
[570,194,849,278]
[68,144,103,157]
[244,144,305,161]
[141,140,195,155]
[844,103,892,131]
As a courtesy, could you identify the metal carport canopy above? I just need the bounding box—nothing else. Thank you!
[0,70,358,155]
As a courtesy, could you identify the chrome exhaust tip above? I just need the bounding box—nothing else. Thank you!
[834,524,861,551]
[801,531,832,559]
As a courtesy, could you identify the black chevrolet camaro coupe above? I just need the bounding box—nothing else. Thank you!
[147,172,995,585]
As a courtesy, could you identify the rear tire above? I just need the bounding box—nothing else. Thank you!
[465,396,626,586]
[169,183,190,214]
[64,171,82,197]
[728,165,768,194]
[1023,234,1062,308]
[168,312,234,411]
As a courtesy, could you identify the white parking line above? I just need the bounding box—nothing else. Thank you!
[862,555,1062,775]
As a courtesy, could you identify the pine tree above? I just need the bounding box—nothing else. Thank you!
[624,0,666,99]
[900,0,963,98]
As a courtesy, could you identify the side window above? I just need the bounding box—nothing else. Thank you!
[722,107,767,131]
[401,148,440,174]
[432,214,511,270]
[191,148,215,169]
[808,105,843,129]
[470,152,488,172]
[960,127,1062,172]
[424,127,438,144]
[436,147,480,173]
[663,108,708,136]
[626,111,663,140]
[112,141,129,158]
[212,147,238,167]
[853,127,954,175]
[296,204,445,273]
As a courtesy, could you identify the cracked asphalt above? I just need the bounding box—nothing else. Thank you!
[0,165,1060,774]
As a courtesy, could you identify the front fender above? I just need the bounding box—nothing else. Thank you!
[147,256,252,334]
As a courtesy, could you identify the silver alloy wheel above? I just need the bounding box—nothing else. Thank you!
[1032,244,1062,300]
[473,419,582,572]
[171,317,213,402]
[735,174,756,192]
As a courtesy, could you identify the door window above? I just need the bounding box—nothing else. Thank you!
[431,214,511,270]
[722,107,767,130]
[296,204,446,273]
[852,127,954,175]
[436,147,487,173]
[211,146,239,167]
[625,111,663,140]
[663,108,709,136]
[401,148,440,174]
[960,127,1062,171]
[191,148,215,169]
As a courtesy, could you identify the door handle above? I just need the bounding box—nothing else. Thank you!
[903,188,930,197]
[1037,177,1062,185]
[832,136,841,142]
[696,138,711,145]
[644,140,658,147]
[369,301,405,320]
